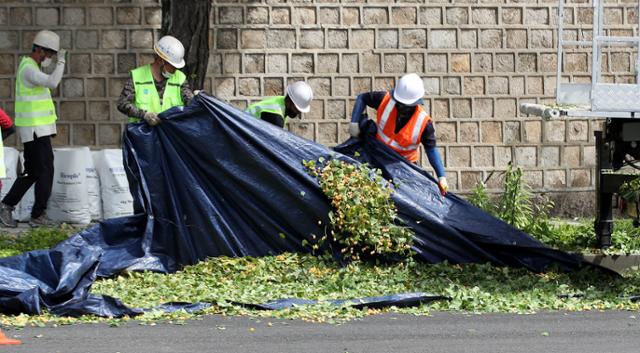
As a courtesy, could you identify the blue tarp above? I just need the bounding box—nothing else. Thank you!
[0,94,601,317]
[336,119,591,270]
[233,293,451,311]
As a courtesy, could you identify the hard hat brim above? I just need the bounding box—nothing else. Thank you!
[171,59,186,69]
[34,42,58,53]
[154,45,186,69]
[40,46,58,53]
[392,89,423,106]
[297,105,311,113]
[292,100,310,113]
[33,41,59,53]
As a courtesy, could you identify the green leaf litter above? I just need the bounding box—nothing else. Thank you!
[3,160,640,326]
[2,248,640,327]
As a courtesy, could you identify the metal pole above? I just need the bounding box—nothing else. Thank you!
[595,129,613,248]
[591,0,600,91]
[636,0,640,82]
[556,0,565,102]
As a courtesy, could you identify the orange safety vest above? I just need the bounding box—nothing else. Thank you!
[375,92,431,163]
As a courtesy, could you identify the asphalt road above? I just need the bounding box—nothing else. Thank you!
[3,311,640,353]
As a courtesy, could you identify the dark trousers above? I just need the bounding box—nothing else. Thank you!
[2,135,54,218]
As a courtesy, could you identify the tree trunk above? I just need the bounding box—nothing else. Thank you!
[161,0,210,90]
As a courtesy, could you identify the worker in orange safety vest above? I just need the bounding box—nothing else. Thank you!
[348,73,448,196]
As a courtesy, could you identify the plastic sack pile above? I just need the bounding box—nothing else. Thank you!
[2,147,134,224]
[0,94,599,317]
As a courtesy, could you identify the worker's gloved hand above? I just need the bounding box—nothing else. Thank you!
[437,177,448,196]
[143,112,161,126]
[348,122,360,138]
[57,49,67,64]
[194,90,201,96]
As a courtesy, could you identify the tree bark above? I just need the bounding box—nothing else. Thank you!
[161,0,211,90]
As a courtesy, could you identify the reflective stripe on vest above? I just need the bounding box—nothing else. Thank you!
[245,96,288,125]
[375,92,431,163]
[129,64,186,123]
[14,57,57,127]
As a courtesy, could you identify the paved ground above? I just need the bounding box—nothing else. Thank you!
[1,225,638,352]
[3,311,640,353]
[0,222,91,236]
[0,222,32,235]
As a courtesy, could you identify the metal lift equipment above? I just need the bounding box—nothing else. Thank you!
[520,0,640,247]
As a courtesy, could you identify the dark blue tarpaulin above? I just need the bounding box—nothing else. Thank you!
[335,120,590,270]
[0,94,599,317]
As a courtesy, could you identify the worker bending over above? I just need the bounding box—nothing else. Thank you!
[246,81,313,128]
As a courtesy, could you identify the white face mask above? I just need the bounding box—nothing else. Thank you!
[41,57,52,68]
[162,70,173,79]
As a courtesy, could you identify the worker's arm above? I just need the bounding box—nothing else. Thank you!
[181,80,194,106]
[22,57,65,90]
[116,77,146,121]
[350,91,386,123]
[349,91,386,137]
[422,123,448,195]
[426,146,445,178]
[0,108,13,130]
[0,107,14,140]
[260,112,285,128]
[422,123,445,178]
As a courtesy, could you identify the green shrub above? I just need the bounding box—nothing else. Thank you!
[468,164,556,242]
[619,177,640,202]
[468,181,493,214]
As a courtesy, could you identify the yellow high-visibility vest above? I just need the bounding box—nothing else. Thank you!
[14,57,57,127]
[245,96,288,125]
[129,64,186,123]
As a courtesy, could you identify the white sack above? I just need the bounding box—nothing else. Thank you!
[87,151,102,221]
[95,149,133,219]
[46,147,91,224]
[1,147,19,200]
[15,152,34,222]
[2,147,19,220]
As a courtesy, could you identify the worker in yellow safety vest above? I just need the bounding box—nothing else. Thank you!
[116,35,194,214]
[0,30,67,228]
[117,35,194,126]
[245,81,313,128]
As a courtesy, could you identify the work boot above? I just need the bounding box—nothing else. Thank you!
[29,215,57,228]
[0,203,17,228]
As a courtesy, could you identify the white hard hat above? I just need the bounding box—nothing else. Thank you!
[33,30,60,52]
[286,81,313,113]
[154,35,185,69]
[393,73,425,105]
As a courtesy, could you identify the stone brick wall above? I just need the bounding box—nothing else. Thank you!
[208,0,637,212]
[1,0,639,214]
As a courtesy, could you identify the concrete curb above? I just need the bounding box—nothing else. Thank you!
[0,223,34,235]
